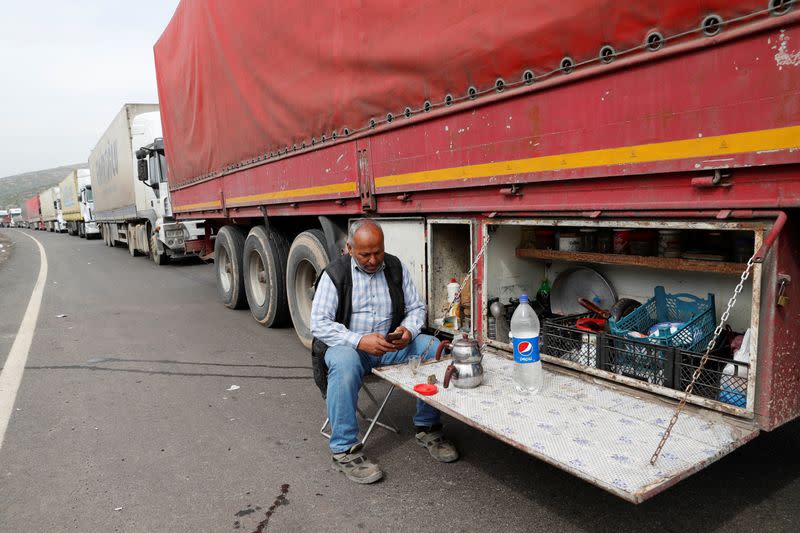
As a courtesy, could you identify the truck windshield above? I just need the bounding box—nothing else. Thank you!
[84,187,93,202]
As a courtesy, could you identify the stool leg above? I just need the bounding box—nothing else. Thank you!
[362,385,400,433]
[361,385,396,445]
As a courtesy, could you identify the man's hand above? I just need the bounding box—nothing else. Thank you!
[389,326,412,350]
[357,333,396,357]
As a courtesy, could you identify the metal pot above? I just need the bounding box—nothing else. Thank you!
[435,334,484,388]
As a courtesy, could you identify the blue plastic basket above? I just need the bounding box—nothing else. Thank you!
[609,286,716,352]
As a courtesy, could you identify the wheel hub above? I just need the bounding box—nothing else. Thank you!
[248,251,267,306]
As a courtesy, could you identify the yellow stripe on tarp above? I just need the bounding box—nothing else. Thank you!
[173,200,222,212]
[226,182,357,205]
[374,125,800,188]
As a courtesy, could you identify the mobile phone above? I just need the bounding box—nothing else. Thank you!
[385,331,403,342]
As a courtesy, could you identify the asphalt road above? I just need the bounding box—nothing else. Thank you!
[1,227,799,532]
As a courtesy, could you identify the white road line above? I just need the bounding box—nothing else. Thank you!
[0,231,48,450]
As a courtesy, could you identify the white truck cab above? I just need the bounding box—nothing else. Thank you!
[77,170,100,238]
[135,134,204,257]
[91,105,204,264]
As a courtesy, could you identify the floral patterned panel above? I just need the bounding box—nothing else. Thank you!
[373,350,757,503]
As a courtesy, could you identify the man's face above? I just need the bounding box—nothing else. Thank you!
[347,224,385,273]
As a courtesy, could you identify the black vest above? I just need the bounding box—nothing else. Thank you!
[311,254,406,397]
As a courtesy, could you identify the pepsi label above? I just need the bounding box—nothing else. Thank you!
[513,337,540,364]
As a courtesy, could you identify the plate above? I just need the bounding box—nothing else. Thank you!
[551,267,617,316]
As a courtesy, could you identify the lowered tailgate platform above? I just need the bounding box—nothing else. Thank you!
[374,350,759,503]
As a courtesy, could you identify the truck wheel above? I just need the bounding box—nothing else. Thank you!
[215,225,247,309]
[102,225,110,246]
[243,226,290,326]
[79,223,86,238]
[287,229,331,349]
[150,231,169,266]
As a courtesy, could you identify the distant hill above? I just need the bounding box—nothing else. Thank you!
[0,164,88,210]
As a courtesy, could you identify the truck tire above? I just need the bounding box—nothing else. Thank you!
[79,223,86,238]
[215,225,247,309]
[150,231,169,266]
[102,225,110,246]
[287,229,331,349]
[243,225,290,327]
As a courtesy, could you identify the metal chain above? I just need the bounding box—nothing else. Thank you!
[650,254,757,465]
[415,230,492,371]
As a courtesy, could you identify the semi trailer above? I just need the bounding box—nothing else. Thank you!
[154,0,800,502]
[89,104,204,263]
[23,195,42,230]
[60,168,100,238]
[39,186,66,233]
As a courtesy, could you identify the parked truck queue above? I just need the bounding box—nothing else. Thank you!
[7,0,800,505]
[17,104,204,254]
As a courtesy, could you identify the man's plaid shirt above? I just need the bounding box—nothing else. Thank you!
[310,257,426,349]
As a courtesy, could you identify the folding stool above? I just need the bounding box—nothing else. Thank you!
[320,374,399,445]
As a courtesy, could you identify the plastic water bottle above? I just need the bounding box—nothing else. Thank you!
[510,294,542,394]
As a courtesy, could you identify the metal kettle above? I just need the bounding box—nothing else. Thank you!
[435,334,484,389]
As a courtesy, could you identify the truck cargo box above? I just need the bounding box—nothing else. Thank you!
[89,104,159,221]
[155,0,769,188]
[59,170,82,221]
[23,196,40,224]
[39,188,58,222]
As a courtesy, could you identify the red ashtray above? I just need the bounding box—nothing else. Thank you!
[413,383,438,396]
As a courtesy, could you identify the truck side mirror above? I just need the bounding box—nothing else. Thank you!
[137,159,149,182]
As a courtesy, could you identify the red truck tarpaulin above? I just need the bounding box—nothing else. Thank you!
[154,0,767,188]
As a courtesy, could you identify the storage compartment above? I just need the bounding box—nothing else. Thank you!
[483,219,761,414]
[427,219,473,334]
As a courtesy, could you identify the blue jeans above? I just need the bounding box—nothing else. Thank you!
[324,334,441,453]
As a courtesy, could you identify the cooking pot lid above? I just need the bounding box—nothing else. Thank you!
[452,334,478,348]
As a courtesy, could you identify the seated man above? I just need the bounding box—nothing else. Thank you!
[310,218,458,484]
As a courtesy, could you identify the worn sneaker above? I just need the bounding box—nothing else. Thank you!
[331,444,384,484]
[415,427,459,463]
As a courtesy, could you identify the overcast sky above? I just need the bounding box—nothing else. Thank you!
[0,0,180,178]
